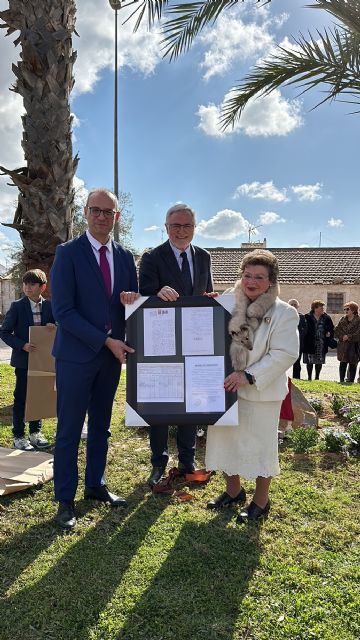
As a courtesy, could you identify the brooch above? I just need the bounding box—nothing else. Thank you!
[264,317,271,324]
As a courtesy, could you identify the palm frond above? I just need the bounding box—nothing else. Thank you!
[307,0,360,37]
[221,26,360,129]
[122,1,171,31]
[161,0,240,60]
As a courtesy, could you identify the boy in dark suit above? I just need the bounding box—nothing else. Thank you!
[0,269,54,450]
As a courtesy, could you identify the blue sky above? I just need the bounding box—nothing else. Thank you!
[1,0,360,267]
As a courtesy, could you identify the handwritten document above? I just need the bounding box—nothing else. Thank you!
[137,363,184,403]
[143,308,176,357]
[181,307,214,355]
[185,356,225,413]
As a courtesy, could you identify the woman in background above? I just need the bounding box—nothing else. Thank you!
[334,302,360,383]
[303,300,334,381]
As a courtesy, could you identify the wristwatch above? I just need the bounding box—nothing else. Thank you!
[244,370,255,385]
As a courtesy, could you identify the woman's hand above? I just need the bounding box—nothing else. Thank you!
[224,371,247,392]
[343,334,349,342]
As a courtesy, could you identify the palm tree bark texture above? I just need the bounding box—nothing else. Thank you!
[0,0,78,274]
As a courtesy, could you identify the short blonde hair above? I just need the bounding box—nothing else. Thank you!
[240,249,279,284]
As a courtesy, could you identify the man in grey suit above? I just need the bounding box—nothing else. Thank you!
[139,204,215,487]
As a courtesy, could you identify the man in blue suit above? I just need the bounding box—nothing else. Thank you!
[51,188,138,530]
[139,204,215,487]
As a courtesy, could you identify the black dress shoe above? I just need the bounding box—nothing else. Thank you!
[236,500,270,524]
[147,466,166,487]
[178,462,196,474]
[56,501,76,530]
[207,487,246,510]
[84,485,127,508]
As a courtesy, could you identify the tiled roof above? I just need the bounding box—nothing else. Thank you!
[207,247,360,285]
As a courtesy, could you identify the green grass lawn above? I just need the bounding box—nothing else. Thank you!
[0,364,359,640]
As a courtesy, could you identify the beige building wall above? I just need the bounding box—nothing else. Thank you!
[0,277,16,317]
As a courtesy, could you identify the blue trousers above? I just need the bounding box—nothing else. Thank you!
[13,368,41,438]
[54,348,121,502]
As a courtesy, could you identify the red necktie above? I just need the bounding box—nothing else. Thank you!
[99,245,112,298]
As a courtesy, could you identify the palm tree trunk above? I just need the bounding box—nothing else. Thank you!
[0,0,78,274]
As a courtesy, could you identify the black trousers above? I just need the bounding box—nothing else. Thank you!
[292,352,303,379]
[339,362,357,383]
[13,368,41,438]
[149,425,196,469]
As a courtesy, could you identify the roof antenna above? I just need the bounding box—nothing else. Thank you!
[319,232,322,248]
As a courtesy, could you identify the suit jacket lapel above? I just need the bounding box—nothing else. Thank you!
[112,242,122,299]
[161,241,186,295]
[24,297,34,327]
[191,245,201,293]
[80,233,108,298]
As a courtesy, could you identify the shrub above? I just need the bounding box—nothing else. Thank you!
[309,397,324,414]
[347,422,360,452]
[322,428,357,454]
[330,394,345,416]
[288,427,319,454]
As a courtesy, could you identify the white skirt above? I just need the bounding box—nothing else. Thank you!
[205,398,281,479]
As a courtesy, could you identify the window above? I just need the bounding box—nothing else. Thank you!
[327,292,344,313]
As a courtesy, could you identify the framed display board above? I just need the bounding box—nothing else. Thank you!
[125,294,238,427]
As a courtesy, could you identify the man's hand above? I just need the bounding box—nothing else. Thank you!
[120,291,140,305]
[203,291,219,298]
[23,342,36,353]
[105,337,135,363]
[157,286,179,301]
[224,371,248,392]
[46,323,56,330]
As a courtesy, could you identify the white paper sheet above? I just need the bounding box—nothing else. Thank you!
[137,363,184,403]
[185,356,225,413]
[181,307,214,355]
[143,307,176,357]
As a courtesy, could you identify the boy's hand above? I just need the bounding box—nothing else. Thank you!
[23,342,36,353]
[45,323,56,330]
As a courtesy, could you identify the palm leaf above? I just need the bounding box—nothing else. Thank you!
[222,2,360,129]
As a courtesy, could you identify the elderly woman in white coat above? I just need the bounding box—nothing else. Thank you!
[205,249,299,523]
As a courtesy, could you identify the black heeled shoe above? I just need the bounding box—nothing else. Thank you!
[207,487,246,510]
[236,500,270,524]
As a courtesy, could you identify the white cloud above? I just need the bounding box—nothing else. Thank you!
[327,217,344,228]
[196,209,251,240]
[197,90,303,138]
[233,180,289,202]
[258,211,286,225]
[199,14,273,81]
[144,225,160,232]
[74,1,163,96]
[291,183,323,201]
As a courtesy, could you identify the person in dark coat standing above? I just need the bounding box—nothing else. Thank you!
[303,300,334,381]
[334,301,360,383]
[139,203,215,487]
[288,299,307,379]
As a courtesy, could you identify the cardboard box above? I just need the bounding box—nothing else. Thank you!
[24,325,57,421]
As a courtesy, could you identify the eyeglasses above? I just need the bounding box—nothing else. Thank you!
[88,207,116,218]
[242,274,269,282]
[344,307,350,311]
[167,224,195,231]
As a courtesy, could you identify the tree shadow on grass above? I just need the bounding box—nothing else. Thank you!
[0,484,170,640]
[117,511,262,640]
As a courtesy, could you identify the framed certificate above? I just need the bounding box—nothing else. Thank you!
[125,295,238,427]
